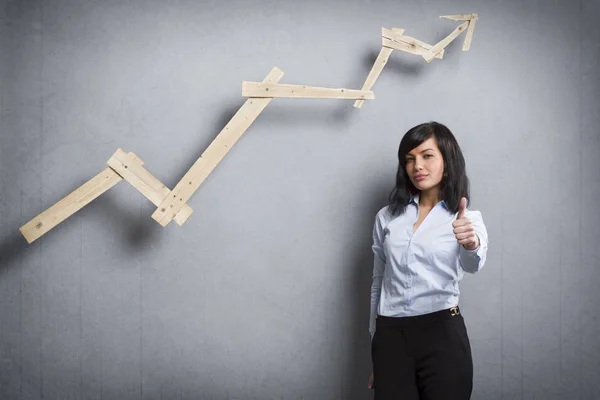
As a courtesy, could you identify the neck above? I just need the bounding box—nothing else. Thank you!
[418,189,440,209]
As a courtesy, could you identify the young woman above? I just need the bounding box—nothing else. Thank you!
[367,121,489,400]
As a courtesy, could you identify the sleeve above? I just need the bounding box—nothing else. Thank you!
[459,209,489,274]
[369,209,387,340]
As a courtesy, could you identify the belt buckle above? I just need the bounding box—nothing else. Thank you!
[449,306,459,316]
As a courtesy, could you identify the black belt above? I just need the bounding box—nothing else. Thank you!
[376,306,462,327]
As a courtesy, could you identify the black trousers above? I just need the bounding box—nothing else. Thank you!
[371,307,473,400]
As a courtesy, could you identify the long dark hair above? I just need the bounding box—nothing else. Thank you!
[388,121,470,215]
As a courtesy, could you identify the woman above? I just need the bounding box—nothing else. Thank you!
[367,121,488,400]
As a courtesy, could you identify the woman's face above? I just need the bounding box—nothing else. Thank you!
[405,137,445,193]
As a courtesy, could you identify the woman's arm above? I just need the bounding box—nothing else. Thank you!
[458,210,489,273]
[369,210,387,339]
[370,257,384,339]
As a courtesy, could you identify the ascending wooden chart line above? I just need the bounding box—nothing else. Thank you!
[354,13,478,108]
[19,68,373,241]
[20,13,478,244]
[150,69,374,228]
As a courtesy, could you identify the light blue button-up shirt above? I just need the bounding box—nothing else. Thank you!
[369,195,489,338]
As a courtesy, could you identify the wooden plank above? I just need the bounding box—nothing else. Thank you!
[462,14,477,51]
[353,46,393,109]
[151,67,285,227]
[19,152,143,244]
[440,14,474,21]
[354,28,403,109]
[354,28,404,108]
[383,37,445,59]
[422,21,469,63]
[382,37,415,53]
[106,148,193,226]
[242,82,374,100]
[381,39,444,60]
[381,28,444,59]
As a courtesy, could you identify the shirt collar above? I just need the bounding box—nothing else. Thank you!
[409,194,449,210]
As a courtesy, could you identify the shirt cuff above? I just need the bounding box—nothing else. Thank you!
[459,243,484,273]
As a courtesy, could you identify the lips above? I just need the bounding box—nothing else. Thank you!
[414,174,428,181]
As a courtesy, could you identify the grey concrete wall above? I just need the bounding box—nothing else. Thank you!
[1,0,599,399]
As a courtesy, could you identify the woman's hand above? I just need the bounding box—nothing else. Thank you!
[453,197,479,250]
[368,372,374,390]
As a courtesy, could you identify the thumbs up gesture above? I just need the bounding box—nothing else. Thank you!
[452,197,479,251]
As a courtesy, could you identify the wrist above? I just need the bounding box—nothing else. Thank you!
[463,235,480,251]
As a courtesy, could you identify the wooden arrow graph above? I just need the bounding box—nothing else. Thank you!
[20,13,478,243]
[354,13,478,108]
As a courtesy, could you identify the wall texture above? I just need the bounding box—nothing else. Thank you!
[1,0,599,399]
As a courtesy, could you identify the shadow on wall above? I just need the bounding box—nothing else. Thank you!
[0,233,28,276]
[343,178,391,400]
[169,96,361,191]
[0,190,163,276]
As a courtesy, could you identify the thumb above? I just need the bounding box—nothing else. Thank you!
[457,197,467,219]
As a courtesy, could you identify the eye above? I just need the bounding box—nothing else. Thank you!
[424,154,433,158]
[405,158,414,163]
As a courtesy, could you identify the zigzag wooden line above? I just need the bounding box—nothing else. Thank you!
[150,67,285,227]
[20,67,374,238]
[151,67,377,227]
[19,151,194,243]
[354,13,478,108]
[20,12,478,242]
